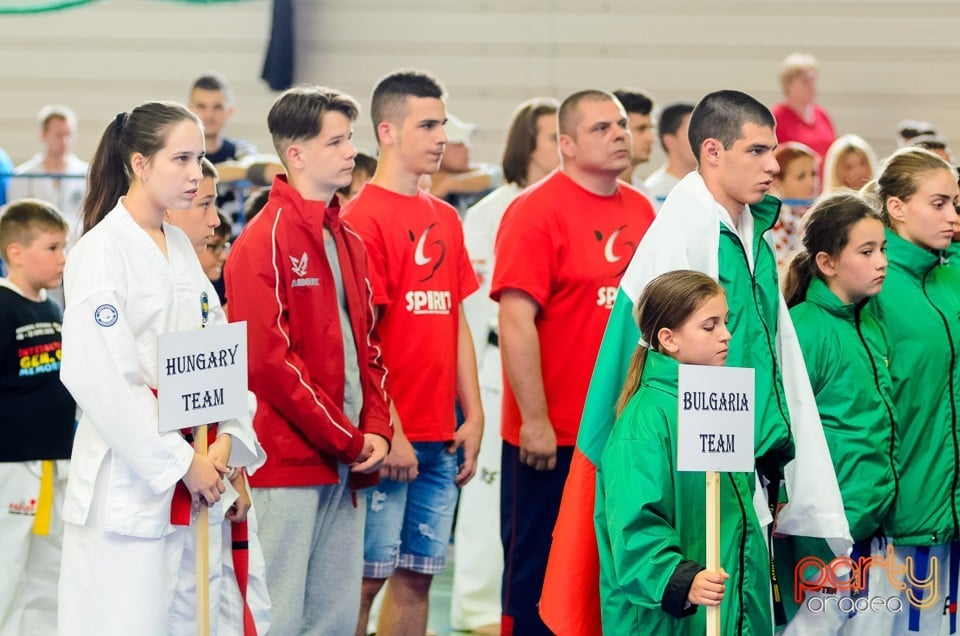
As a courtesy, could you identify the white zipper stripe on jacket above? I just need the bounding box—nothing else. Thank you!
[343,222,392,410]
[270,207,353,439]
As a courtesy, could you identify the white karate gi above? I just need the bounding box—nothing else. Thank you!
[57,200,265,636]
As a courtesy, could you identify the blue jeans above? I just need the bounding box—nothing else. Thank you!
[363,441,459,577]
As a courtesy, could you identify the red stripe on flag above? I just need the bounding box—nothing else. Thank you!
[540,448,603,636]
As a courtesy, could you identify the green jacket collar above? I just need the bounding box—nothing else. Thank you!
[885,227,942,281]
[641,349,680,396]
[751,194,783,232]
[718,194,782,243]
[804,277,858,321]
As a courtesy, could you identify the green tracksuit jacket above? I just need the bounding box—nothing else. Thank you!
[790,277,899,542]
[868,228,960,545]
[718,196,795,476]
[595,351,773,635]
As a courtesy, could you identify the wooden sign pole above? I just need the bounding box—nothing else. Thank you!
[195,423,210,636]
[705,470,721,636]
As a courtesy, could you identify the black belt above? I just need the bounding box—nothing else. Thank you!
[487,331,499,348]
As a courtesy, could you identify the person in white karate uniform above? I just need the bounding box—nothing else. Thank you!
[57,101,265,636]
[451,97,559,634]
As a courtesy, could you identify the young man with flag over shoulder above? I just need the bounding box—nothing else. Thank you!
[540,89,851,635]
[225,85,392,635]
[490,89,655,635]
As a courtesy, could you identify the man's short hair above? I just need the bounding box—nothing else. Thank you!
[370,70,446,143]
[267,85,360,166]
[779,53,819,90]
[558,90,617,138]
[191,72,233,103]
[0,199,68,261]
[200,156,219,182]
[896,120,939,146]
[657,102,695,151]
[502,97,560,187]
[908,134,949,152]
[37,105,76,132]
[611,89,654,117]
[687,90,775,162]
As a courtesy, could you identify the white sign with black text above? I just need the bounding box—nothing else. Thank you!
[677,364,754,472]
[156,322,248,432]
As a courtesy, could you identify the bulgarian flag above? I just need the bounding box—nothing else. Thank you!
[539,172,851,635]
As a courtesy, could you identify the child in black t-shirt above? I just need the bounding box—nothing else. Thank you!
[0,198,75,634]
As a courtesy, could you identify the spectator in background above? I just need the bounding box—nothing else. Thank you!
[771,53,836,160]
[643,102,697,210]
[189,73,258,172]
[612,88,656,197]
[7,105,88,245]
[0,148,11,273]
[452,96,560,635]
[769,142,818,265]
[822,133,877,193]
[336,152,377,205]
[896,119,938,147]
[429,113,501,216]
[908,133,954,164]
[188,73,284,221]
[0,148,13,207]
[241,186,271,226]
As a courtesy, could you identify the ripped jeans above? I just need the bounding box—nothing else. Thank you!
[362,441,459,578]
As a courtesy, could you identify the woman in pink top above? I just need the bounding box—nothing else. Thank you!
[771,53,837,161]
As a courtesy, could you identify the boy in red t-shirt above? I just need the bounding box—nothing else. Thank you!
[490,90,655,636]
[343,70,483,636]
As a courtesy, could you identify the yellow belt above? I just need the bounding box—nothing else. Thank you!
[32,460,54,536]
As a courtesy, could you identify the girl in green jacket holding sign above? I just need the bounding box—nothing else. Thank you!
[861,148,960,635]
[780,192,899,634]
[595,270,773,635]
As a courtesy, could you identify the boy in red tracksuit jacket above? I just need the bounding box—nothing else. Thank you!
[225,85,392,635]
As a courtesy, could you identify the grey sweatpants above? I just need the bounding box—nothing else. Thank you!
[251,464,364,636]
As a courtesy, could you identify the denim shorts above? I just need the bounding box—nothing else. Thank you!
[362,441,459,577]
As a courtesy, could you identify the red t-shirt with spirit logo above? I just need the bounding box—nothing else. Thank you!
[490,170,654,446]
[344,183,478,442]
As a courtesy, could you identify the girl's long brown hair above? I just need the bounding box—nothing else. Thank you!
[615,270,725,417]
[782,191,882,307]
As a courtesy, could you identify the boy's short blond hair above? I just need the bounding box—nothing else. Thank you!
[779,53,819,90]
[0,199,68,262]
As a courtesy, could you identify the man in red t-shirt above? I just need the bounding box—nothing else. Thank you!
[342,69,483,636]
[490,89,655,635]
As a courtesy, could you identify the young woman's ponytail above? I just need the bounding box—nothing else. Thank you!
[82,113,130,235]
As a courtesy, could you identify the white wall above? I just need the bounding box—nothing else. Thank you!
[0,0,275,164]
[2,0,959,176]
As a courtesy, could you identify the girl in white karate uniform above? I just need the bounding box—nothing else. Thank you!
[57,102,264,636]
